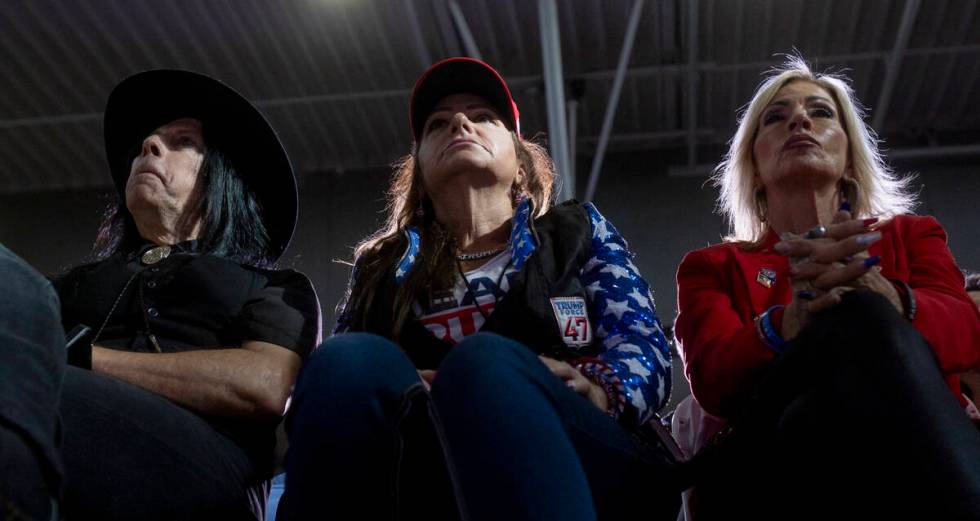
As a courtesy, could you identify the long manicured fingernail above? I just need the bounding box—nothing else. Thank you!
[774,242,790,253]
[797,290,815,300]
[839,201,851,212]
[863,255,881,268]
[862,217,879,227]
[779,232,794,241]
[855,231,882,245]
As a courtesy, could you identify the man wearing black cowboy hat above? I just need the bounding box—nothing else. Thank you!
[0,70,319,520]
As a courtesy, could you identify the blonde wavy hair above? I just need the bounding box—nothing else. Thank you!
[712,54,916,244]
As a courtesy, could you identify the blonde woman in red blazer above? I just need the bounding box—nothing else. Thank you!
[674,56,980,520]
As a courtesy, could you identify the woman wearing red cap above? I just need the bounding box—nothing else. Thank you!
[278,58,680,520]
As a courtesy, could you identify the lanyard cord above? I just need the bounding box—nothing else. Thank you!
[89,266,163,353]
[454,253,514,323]
[89,270,139,350]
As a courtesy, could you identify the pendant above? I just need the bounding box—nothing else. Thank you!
[141,245,172,266]
[756,267,776,288]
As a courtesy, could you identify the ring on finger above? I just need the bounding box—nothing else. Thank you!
[804,224,827,239]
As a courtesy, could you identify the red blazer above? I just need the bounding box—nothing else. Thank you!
[675,214,980,418]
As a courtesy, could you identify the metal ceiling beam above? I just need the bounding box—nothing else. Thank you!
[583,0,644,202]
[448,1,482,60]
[288,143,980,174]
[872,0,921,131]
[5,44,980,130]
[567,97,578,187]
[580,128,715,145]
[0,113,102,129]
[538,0,573,201]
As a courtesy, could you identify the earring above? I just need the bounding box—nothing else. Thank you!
[839,177,858,210]
[512,187,525,207]
[415,195,426,219]
[754,186,768,223]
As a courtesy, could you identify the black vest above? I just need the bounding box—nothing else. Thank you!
[359,200,599,369]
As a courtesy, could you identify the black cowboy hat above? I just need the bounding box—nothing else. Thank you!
[103,69,297,261]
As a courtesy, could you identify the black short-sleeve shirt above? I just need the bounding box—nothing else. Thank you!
[54,243,320,356]
[52,241,321,467]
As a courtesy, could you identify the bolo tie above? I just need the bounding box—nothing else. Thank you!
[89,245,172,354]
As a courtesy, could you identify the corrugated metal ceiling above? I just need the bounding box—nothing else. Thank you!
[0,0,977,193]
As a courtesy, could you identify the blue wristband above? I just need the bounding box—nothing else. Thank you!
[757,305,787,353]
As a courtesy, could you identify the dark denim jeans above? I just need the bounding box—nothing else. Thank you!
[691,291,980,520]
[0,244,64,519]
[278,332,680,521]
[0,245,264,520]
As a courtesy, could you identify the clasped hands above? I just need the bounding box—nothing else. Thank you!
[774,208,902,341]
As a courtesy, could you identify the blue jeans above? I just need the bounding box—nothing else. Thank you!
[0,244,64,519]
[279,332,680,520]
[0,245,265,520]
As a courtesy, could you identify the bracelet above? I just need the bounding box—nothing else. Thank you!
[755,305,787,353]
[572,358,626,420]
[891,279,917,321]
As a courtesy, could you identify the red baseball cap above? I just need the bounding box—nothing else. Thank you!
[409,57,521,142]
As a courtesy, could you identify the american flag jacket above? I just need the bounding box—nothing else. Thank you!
[336,198,672,428]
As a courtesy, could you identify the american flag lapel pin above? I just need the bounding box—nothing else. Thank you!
[756,268,776,288]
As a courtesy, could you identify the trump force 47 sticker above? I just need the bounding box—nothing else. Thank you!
[550,297,593,347]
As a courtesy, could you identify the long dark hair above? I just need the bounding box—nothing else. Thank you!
[340,133,556,339]
[94,143,274,268]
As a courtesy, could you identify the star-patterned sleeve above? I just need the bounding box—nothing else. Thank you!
[573,203,672,428]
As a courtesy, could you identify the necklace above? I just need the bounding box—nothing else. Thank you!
[456,246,507,261]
